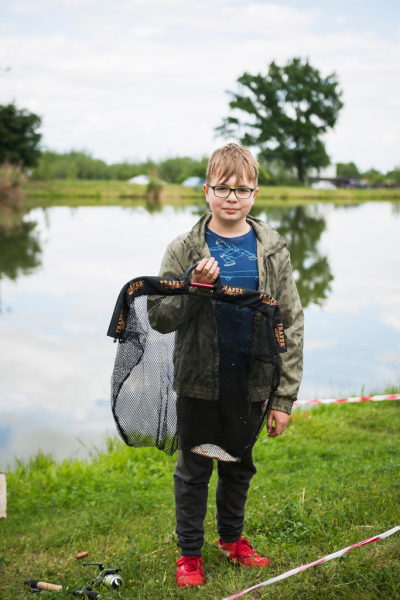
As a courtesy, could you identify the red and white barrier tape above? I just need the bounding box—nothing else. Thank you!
[221,525,400,600]
[294,393,400,406]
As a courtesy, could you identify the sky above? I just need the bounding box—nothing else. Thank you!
[0,0,399,171]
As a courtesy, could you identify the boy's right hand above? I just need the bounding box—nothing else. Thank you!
[192,258,220,291]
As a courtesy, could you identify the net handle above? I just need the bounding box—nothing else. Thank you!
[183,264,224,292]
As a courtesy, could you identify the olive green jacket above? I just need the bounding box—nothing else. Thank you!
[153,213,304,414]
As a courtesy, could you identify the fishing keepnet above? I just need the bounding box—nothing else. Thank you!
[107,266,287,462]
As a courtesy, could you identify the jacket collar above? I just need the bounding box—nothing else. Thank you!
[185,213,286,259]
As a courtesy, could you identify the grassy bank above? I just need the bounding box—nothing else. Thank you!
[23,180,400,209]
[1,387,400,599]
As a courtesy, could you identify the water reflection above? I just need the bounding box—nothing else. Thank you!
[251,205,333,307]
[0,202,399,466]
[190,202,333,307]
[392,202,400,216]
[145,196,162,213]
[0,219,42,311]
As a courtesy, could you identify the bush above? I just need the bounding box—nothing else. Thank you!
[0,161,24,212]
[361,168,386,187]
[386,166,400,185]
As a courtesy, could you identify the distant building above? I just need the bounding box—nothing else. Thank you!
[181,177,205,187]
[127,175,150,185]
[309,165,367,189]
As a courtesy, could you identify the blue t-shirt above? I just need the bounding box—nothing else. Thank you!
[206,226,259,370]
[205,226,259,290]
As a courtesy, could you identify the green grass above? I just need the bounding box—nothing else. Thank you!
[1,390,400,599]
[22,180,400,209]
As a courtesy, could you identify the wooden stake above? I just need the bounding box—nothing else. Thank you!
[0,473,6,519]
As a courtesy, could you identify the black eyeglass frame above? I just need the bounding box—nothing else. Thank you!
[207,184,255,199]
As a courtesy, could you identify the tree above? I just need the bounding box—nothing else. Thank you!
[217,58,343,183]
[386,166,400,185]
[0,103,42,167]
[157,156,209,183]
[337,162,359,178]
[158,157,196,183]
[361,168,385,187]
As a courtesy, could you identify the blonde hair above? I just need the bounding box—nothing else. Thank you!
[206,143,258,186]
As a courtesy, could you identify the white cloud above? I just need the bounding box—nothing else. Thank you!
[334,16,349,24]
[9,1,55,12]
[132,27,164,38]
[241,4,314,30]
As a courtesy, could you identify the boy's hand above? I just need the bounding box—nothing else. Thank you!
[192,258,220,290]
[267,410,290,437]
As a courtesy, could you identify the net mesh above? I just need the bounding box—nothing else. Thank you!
[108,273,286,462]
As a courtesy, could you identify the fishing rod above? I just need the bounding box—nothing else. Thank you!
[24,550,124,597]
[24,580,115,599]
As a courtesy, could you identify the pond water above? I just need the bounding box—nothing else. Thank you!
[0,201,399,467]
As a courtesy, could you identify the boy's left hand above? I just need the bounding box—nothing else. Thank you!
[267,410,290,437]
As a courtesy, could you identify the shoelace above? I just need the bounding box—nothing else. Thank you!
[236,538,256,557]
[179,557,202,572]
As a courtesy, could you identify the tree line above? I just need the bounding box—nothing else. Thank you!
[30,151,209,184]
[24,151,400,187]
[335,162,400,187]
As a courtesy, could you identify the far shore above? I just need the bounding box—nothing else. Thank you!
[23,180,400,209]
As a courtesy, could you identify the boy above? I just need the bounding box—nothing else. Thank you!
[158,143,304,586]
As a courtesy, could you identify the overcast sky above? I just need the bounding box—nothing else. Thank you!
[1,0,399,171]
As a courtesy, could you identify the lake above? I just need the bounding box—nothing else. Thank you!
[0,201,399,467]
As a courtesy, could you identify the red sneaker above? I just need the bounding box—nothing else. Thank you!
[218,537,270,568]
[176,556,205,587]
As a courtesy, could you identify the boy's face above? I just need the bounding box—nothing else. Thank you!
[203,170,259,226]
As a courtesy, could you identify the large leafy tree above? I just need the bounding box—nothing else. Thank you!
[0,104,42,167]
[217,58,343,183]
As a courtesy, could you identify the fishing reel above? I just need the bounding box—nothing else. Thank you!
[76,552,124,591]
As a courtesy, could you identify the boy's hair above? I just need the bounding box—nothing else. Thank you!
[206,143,259,186]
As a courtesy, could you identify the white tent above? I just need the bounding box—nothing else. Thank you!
[127,175,150,185]
[181,177,205,187]
[311,181,337,190]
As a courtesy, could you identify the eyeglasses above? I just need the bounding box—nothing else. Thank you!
[208,185,255,200]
